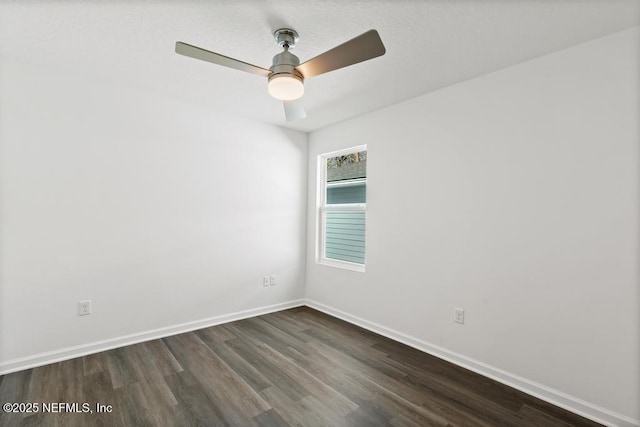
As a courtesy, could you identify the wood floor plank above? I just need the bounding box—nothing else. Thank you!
[345,400,392,426]
[224,335,311,402]
[116,377,178,426]
[58,357,85,403]
[253,408,290,427]
[372,338,537,419]
[518,403,588,427]
[371,350,525,425]
[163,370,229,426]
[303,338,469,425]
[0,369,31,404]
[194,328,272,393]
[82,371,123,427]
[259,312,312,344]
[162,332,270,424]
[133,339,184,378]
[522,398,603,427]
[227,317,311,360]
[82,352,106,377]
[104,347,140,389]
[0,307,603,426]
[284,340,451,426]
[259,386,347,427]
[258,385,308,426]
[231,327,358,417]
[297,309,382,346]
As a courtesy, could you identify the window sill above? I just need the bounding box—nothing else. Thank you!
[317,258,365,273]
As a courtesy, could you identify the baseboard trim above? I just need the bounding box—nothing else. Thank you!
[0,299,305,376]
[304,299,639,427]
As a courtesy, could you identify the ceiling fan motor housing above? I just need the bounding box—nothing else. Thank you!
[269,50,304,83]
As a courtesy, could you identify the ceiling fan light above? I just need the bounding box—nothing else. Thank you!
[268,74,304,101]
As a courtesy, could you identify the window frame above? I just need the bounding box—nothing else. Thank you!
[317,145,367,272]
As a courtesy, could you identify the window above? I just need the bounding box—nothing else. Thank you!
[317,146,367,272]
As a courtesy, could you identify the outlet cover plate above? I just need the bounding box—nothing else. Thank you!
[454,308,464,324]
[79,300,92,316]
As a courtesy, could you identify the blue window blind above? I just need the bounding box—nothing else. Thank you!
[324,181,366,264]
[327,184,366,204]
[325,210,366,264]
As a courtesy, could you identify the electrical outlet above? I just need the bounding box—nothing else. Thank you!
[262,276,270,287]
[454,308,464,324]
[270,275,277,286]
[79,300,92,316]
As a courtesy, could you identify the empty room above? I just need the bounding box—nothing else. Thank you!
[0,1,638,426]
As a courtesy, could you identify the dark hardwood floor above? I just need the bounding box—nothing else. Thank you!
[0,307,602,426]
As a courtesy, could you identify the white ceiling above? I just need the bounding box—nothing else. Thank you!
[1,1,639,133]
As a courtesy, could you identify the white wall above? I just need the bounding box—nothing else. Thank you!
[306,27,639,425]
[0,58,307,369]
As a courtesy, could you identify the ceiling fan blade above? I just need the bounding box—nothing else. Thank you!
[283,100,306,121]
[175,42,270,77]
[296,30,385,78]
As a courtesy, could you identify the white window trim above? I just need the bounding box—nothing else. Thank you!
[316,145,367,273]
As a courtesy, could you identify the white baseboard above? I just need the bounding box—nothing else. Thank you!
[304,299,639,427]
[0,299,305,376]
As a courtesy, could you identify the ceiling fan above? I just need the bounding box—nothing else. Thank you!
[175,28,386,121]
